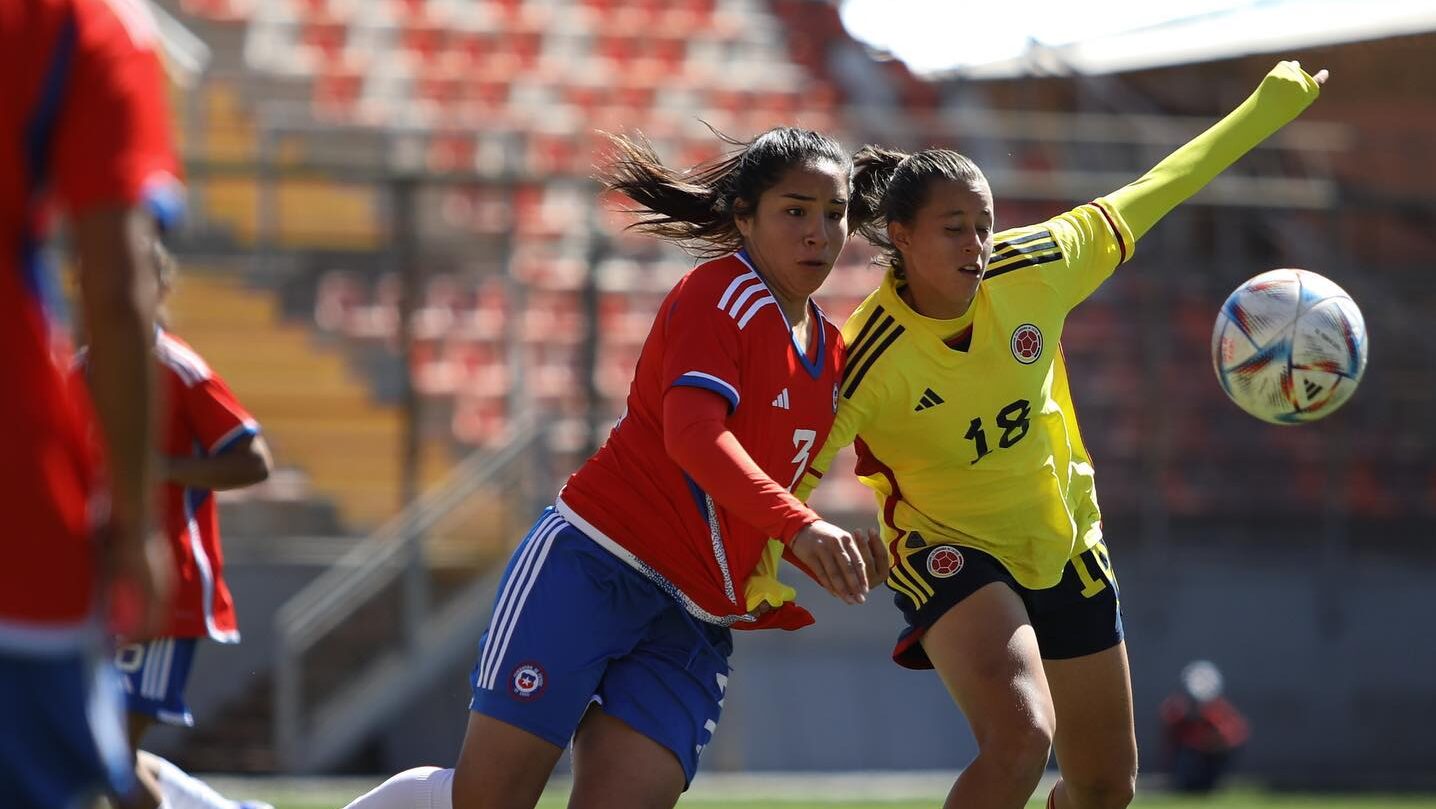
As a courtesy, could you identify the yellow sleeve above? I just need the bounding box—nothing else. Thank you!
[1040,203,1136,309]
[794,381,869,504]
[1107,61,1322,242]
[745,539,798,611]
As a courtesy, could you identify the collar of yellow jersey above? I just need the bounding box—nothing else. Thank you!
[881,271,975,343]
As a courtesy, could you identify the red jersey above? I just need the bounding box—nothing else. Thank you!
[152,330,255,641]
[0,0,181,650]
[558,253,845,626]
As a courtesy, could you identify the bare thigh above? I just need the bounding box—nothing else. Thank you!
[923,582,1055,750]
[451,712,565,809]
[1044,642,1138,801]
[923,581,1056,809]
[567,706,686,809]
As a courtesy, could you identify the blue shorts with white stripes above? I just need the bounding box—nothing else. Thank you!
[469,508,732,786]
[114,638,198,726]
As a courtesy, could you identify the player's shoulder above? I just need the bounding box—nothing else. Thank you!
[985,222,1066,283]
[76,0,163,52]
[155,330,213,386]
[674,253,777,331]
[838,287,885,343]
[838,286,907,403]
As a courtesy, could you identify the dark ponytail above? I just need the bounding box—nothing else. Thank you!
[848,145,989,276]
[600,126,850,259]
[849,145,908,252]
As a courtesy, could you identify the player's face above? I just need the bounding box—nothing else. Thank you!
[735,160,850,305]
[890,179,994,319]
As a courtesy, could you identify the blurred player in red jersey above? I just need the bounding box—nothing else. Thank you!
[342,127,887,809]
[0,0,180,806]
[77,238,275,809]
[1160,660,1249,794]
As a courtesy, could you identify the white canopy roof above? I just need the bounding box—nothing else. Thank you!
[943,0,1436,79]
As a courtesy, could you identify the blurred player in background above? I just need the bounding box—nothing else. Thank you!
[343,126,885,809]
[77,237,275,809]
[1160,659,1250,794]
[0,0,180,806]
[793,62,1327,809]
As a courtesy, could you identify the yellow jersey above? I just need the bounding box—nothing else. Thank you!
[796,201,1135,589]
[746,60,1324,608]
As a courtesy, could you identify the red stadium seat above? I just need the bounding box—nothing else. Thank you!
[596,351,639,402]
[412,339,456,397]
[313,64,365,119]
[449,339,507,395]
[181,0,250,21]
[314,270,363,332]
[345,273,401,341]
[452,393,508,446]
[413,274,469,341]
[520,289,584,345]
[427,132,476,172]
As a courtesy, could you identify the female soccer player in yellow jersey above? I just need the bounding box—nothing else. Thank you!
[788,61,1328,809]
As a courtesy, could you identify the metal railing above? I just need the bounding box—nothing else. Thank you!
[273,414,545,770]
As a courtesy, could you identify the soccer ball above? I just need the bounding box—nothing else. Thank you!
[1211,268,1367,425]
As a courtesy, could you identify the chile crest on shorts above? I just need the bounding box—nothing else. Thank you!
[510,662,547,701]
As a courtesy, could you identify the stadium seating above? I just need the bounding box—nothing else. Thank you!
[173,0,1432,527]
[170,271,454,529]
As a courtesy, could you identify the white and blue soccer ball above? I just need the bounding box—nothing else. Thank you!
[1211,268,1367,425]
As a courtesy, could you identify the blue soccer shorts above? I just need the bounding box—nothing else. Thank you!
[890,538,1123,669]
[0,648,135,809]
[469,508,732,786]
[115,637,199,726]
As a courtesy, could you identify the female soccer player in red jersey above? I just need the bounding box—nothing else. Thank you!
[795,62,1328,809]
[1,1,177,805]
[82,240,276,809]
[344,126,886,809]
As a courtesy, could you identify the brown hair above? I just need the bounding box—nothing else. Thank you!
[850,145,988,276]
[600,126,852,259]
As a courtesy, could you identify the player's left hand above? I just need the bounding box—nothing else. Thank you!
[790,520,871,604]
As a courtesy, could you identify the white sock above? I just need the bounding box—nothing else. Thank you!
[142,752,274,809]
[343,766,454,809]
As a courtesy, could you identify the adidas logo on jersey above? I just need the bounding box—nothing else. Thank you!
[914,388,945,412]
[771,388,791,410]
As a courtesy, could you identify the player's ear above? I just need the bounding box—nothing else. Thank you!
[888,219,910,252]
[733,198,754,240]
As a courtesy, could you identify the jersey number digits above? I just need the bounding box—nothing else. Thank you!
[963,398,1032,464]
[788,428,817,490]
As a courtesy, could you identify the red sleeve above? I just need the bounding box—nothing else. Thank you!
[183,372,259,455]
[1204,699,1250,747]
[52,0,182,224]
[662,385,819,543]
[662,277,744,413]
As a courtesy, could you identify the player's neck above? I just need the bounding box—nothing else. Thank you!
[898,282,974,324]
[746,261,812,330]
[776,295,811,330]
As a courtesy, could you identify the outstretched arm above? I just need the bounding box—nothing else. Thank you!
[1107,61,1327,242]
